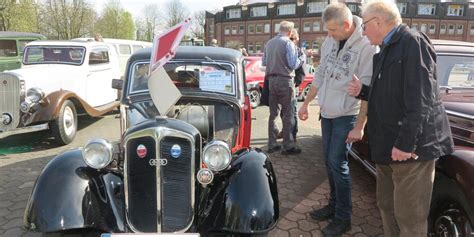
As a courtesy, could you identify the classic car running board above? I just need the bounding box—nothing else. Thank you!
[0,123,49,139]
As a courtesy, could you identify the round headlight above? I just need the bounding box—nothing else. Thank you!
[203,140,231,171]
[82,138,113,169]
[26,87,45,103]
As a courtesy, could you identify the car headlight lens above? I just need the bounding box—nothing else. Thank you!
[82,138,113,169]
[203,140,231,171]
[26,87,45,103]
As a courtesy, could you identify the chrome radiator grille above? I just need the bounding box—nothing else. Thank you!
[0,73,20,130]
[125,129,195,233]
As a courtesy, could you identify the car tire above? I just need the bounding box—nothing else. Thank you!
[429,173,474,237]
[50,100,77,145]
[249,89,261,108]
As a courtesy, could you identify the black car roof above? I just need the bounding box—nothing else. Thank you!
[130,46,243,65]
[0,31,45,39]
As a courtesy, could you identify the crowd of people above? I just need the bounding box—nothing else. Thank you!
[261,1,454,236]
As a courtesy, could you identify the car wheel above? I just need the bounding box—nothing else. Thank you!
[50,100,77,145]
[249,89,261,108]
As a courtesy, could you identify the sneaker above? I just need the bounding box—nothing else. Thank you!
[310,205,335,221]
[267,145,281,153]
[321,218,351,236]
[281,146,302,155]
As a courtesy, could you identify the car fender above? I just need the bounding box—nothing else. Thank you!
[197,148,279,234]
[24,90,119,125]
[24,149,125,233]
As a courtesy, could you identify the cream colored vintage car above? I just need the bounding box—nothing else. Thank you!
[0,40,120,145]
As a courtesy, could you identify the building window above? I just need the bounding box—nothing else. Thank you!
[456,25,464,35]
[420,24,427,33]
[248,42,254,53]
[312,41,319,54]
[440,24,446,34]
[303,22,311,32]
[224,26,230,35]
[397,3,407,14]
[274,23,280,33]
[347,4,358,13]
[226,8,241,19]
[277,4,296,15]
[470,25,474,35]
[250,6,267,17]
[448,24,455,35]
[239,25,244,34]
[264,23,270,33]
[256,42,262,53]
[232,26,237,35]
[429,24,436,34]
[447,5,464,17]
[313,21,321,32]
[411,23,418,30]
[256,24,263,34]
[248,24,255,34]
[418,4,435,15]
[307,2,327,13]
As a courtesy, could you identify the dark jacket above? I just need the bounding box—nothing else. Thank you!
[358,25,454,164]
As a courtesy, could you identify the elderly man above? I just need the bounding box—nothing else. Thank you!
[298,3,376,236]
[262,21,306,155]
[348,1,454,236]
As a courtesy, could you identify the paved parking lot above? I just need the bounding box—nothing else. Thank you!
[0,103,383,236]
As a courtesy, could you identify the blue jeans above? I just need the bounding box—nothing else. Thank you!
[321,115,356,220]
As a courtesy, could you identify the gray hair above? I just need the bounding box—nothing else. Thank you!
[279,21,294,33]
[362,1,402,25]
[291,29,299,40]
[322,2,353,25]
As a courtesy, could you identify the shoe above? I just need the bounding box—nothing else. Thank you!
[281,146,302,155]
[267,145,281,153]
[310,205,335,221]
[277,131,283,139]
[321,218,351,236]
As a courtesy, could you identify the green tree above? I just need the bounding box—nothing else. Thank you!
[0,0,40,32]
[95,0,135,40]
[136,3,162,42]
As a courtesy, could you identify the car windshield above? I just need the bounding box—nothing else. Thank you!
[23,46,85,65]
[437,54,474,88]
[129,61,236,95]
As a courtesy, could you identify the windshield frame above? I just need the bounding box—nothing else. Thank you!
[22,45,86,66]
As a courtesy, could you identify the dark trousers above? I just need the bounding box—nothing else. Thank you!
[268,76,295,150]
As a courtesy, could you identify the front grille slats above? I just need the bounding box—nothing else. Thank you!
[0,74,20,130]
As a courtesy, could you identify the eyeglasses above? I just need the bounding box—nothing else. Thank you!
[361,17,377,30]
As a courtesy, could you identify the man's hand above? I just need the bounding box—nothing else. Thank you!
[298,106,309,121]
[391,147,412,161]
[346,127,364,143]
[347,74,362,97]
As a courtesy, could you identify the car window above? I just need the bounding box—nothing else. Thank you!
[132,45,142,52]
[89,47,110,65]
[23,46,85,65]
[18,40,34,56]
[0,40,18,57]
[129,61,236,95]
[437,55,474,87]
[119,44,131,55]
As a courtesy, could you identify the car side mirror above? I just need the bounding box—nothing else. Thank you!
[112,79,123,90]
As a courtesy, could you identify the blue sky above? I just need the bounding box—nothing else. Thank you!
[92,0,240,19]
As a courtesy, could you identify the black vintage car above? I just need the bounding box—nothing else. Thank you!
[349,40,474,236]
[24,46,279,236]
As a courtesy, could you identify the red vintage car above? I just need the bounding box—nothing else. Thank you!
[244,56,314,108]
[349,40,474,236]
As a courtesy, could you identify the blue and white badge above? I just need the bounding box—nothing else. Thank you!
[170,144,182,158]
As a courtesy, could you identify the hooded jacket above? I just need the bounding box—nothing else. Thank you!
[314,16,377,119]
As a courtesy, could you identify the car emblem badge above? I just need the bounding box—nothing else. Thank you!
[137,144,147,158]
[170,144,181,158]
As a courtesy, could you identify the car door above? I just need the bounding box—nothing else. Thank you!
[86,46,117,107]
[0,39,20,71]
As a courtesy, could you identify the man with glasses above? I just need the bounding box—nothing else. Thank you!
[348,1,454,236]
[298,2,376,236]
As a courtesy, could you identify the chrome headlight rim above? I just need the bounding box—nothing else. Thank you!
[26,87,45,103]
[82,138,114,170]
[202,140,232,172]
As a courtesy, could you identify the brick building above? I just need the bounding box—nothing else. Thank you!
[205,0,474,62]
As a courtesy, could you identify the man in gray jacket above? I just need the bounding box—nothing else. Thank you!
[298,3,376,236]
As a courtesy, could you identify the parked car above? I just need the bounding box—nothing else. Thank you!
[0,31,45,72]
[244,56,314,108]
[24,46,279,236]
[349,40,474,236]
[0,40,120,145]
[73,38,152,75]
